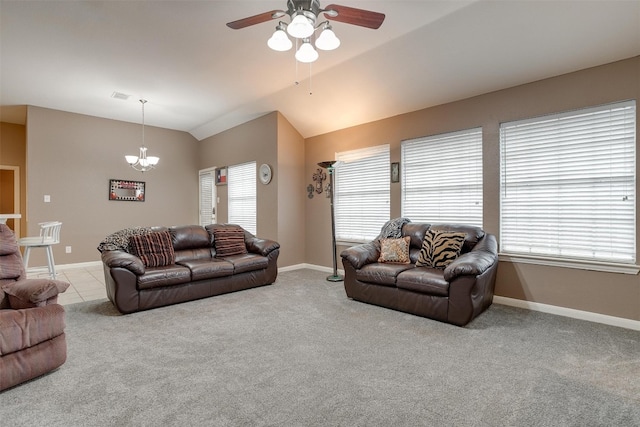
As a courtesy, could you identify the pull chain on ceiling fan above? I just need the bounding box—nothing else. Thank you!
[227,0,385,64]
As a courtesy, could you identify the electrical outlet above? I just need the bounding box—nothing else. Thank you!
[65,246,72,254]
[44,195,51,203]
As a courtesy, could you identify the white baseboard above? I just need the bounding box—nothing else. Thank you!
[279,263,344,275]
[27,260,102,274]
[493,296,640,331]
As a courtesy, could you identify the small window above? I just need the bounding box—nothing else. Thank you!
[228,161,257,235]
[500,101,636,263]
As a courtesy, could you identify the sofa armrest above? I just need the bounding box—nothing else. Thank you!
[245,236,280,257]
[444,234,498,281]
[340,242,380,269]
[101,250,145,275]
[2,279,70,309]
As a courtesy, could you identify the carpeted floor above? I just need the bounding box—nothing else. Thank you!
[1,269,639,426]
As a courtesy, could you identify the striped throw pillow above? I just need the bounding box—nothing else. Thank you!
[213,226,247,258]
[130,230,175,267]
[416,229,466,269]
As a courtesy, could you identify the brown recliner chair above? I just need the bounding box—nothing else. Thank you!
[0,223,69,391]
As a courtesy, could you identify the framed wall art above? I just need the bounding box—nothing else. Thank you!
[215,167,227,186]
[109,179,145,202]
[391,162,400,183]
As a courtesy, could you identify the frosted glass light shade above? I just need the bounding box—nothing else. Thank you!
[287,14,314,38]
[125,155,139,165]
[267,29,292,51]
[315,28,340,51]
[295,41,318,63]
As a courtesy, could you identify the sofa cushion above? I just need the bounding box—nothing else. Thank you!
[170,225,212,250]
[356,263,414,287]
[225,253,269,274]
[396,268,450,297]
[212,225,247,258]
[177,259,234,281]
[136,265,191,290]
[130,231,176,268]
[378,237,411,264]
[416,229,466,269]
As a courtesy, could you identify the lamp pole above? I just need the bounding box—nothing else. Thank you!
[318,161,343,282]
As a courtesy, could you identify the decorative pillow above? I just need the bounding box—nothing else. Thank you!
[212,225,247,258]
[129,230,175,268]
[378,236,411,264]
[416,229,466,269]
[97,227,152,253]
[2,279,70,308]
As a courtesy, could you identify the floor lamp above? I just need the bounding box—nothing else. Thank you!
[318,161,344,282]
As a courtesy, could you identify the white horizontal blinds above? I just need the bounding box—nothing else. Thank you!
[401,128,483,226]
[500,100,636,263]
[199,170,215,226]
[334,144,390,241]
[228,161,257,235]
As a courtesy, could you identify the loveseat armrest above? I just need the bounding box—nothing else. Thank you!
[245,236,280,256]
[444,234,498,282]
[340,242,380,269]
[101,250,145,275]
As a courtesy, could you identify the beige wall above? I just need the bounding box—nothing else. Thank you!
[0,122,27,235]
[25,106,200,267]
[276,112,306,267]
[305,56,640,321]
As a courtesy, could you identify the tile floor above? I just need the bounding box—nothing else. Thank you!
[27,264,107,306]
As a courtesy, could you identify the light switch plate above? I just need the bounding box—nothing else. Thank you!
[44,195,51,203]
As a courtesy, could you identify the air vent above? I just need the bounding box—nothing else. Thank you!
[111,91,131,101]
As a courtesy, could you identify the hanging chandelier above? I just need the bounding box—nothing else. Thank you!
[125,99,159,172]
[227,1,385,64]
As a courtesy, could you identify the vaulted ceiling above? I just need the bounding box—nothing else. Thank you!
[1,0,639,140]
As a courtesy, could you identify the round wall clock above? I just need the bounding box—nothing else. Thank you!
[259,163,272,184]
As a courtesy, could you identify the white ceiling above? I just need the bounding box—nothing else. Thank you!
[1,0,639,140]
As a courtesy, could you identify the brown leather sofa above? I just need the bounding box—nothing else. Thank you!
[340,223,498,326]
[0,224,69,391]
[100,224,280,314]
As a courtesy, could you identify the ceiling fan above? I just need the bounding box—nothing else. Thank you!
[227,0,385,63]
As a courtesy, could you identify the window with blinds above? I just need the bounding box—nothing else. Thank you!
[401,128,483,226]
[199,169,216,226]
[500,100,636,263]
[334,144,390,241]
[228,161,257,235]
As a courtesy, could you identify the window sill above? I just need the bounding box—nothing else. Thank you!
[498,253,639,275]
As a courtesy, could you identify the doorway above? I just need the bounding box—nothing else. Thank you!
[0,165,21,237]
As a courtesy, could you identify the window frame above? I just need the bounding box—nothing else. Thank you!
[499,100,637,274]
[227,161,257,235]
[400,127,483,227]
[333,144,391,243]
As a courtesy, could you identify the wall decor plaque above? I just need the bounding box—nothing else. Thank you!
[109,179,145,202]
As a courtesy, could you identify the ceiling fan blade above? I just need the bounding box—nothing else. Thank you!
[323,4,385,29]
[226,10,285,30]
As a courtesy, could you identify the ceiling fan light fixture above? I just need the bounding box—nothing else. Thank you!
[287,13,315,38]
[315,26,340,51]
[267,27,292,51]
[295,39,318,63]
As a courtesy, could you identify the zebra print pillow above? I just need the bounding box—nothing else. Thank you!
[416,229,466,269]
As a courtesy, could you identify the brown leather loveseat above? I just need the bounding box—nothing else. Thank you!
[99,224,279,314]
[340,223,498,326]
